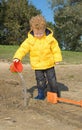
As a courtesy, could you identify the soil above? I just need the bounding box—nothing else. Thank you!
[0,61,82,130]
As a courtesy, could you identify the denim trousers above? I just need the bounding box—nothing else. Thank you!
[35,67,58,93]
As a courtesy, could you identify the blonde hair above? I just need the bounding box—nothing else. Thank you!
[29,15,46,30]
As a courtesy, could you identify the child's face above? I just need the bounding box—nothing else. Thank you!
[33,29,45,38]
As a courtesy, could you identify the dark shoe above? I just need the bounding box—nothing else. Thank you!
[34,95,45,100]
[34,88,45,100]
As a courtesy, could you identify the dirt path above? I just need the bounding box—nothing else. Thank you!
[0,62,82,130]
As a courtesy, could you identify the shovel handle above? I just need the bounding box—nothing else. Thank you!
[57,97,82,107]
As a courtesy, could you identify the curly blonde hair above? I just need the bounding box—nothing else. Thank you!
[29,15,46,30]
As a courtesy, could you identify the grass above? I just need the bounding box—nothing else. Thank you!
[62,51,82,64]
[0,45,29,63]
[0,45,82,64]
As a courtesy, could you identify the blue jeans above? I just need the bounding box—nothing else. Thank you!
[35,67,58,93]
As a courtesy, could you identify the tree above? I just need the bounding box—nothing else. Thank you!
[0,0,7,44]
[48,0,81,7]
[48,0,82,51]
[48,0,64,7]
[55,2,82,51]
[2,0,41,45]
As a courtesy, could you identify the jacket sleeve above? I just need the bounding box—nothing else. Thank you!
[13,38,30,60]
[51,38,62,63]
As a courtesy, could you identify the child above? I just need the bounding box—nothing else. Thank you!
[13,15,62,100]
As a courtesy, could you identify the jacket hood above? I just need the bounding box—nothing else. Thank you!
[27,28,54,43]
[29,27,53,35]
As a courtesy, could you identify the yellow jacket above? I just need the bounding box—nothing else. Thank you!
[13,28,62,70]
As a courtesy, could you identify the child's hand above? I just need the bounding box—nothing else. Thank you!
[55,62,59,65]
[13,58,20,63]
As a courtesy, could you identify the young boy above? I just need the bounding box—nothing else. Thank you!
[13,15,62,100]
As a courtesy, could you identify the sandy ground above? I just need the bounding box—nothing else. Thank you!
[0,61,82,130]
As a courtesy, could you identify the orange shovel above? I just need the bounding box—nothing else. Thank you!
[47,92,82,107]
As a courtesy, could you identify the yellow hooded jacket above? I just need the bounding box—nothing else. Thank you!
[13,28,62,70]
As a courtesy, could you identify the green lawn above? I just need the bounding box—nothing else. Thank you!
[0,45,29,63]
[0,45,82,64]
[62,51,82,64]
